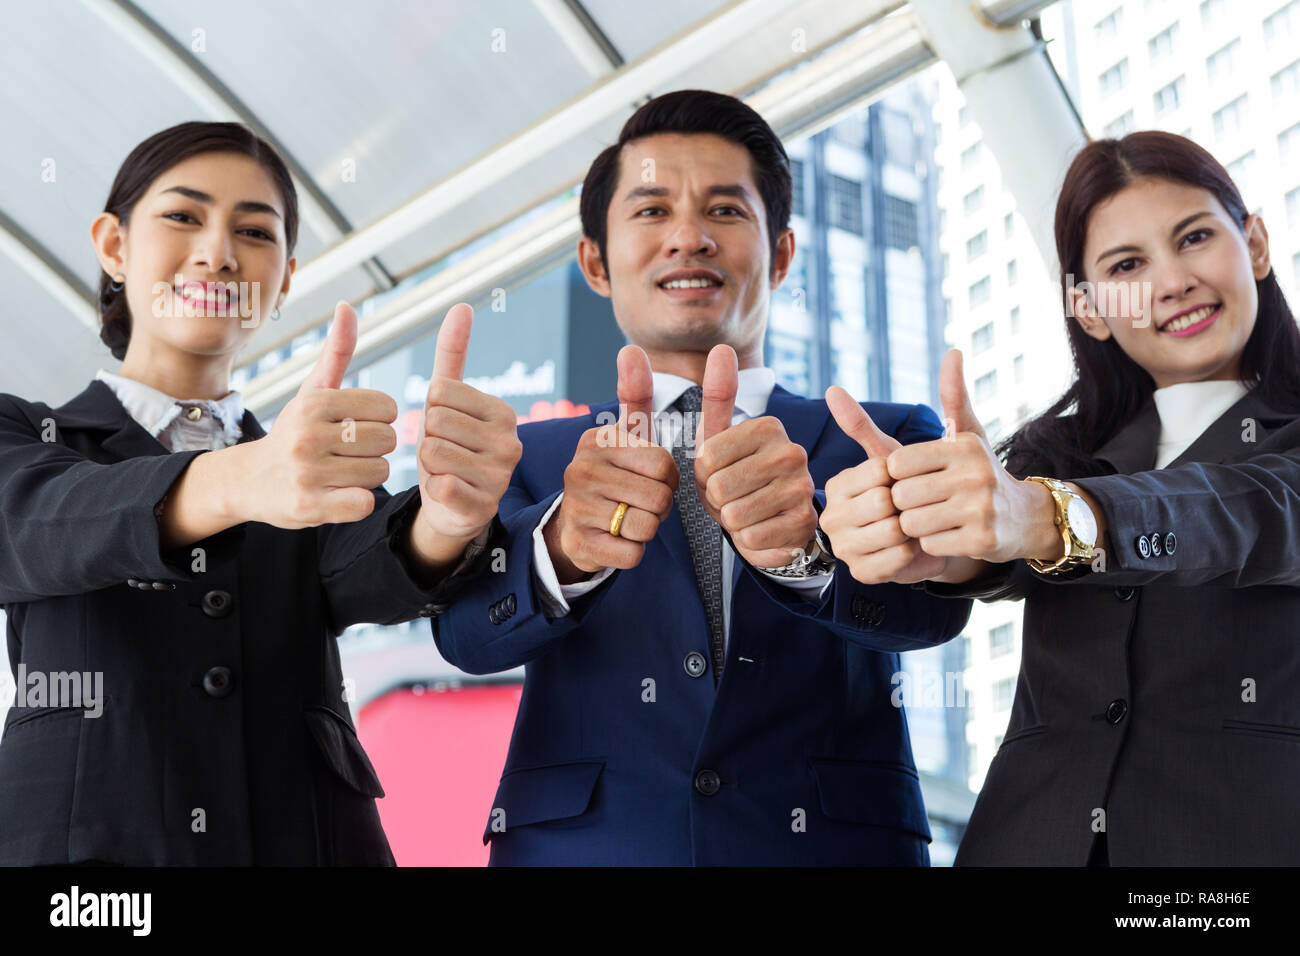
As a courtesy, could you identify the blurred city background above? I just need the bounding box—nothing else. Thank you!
[2,0,1295,864]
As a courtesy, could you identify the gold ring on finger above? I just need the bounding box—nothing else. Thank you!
[609,501,630,537]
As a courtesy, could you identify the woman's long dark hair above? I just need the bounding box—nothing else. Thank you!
[98,122,299,361]
[998,130,1300,479]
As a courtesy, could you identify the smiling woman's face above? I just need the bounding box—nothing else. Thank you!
[1072,176,1271,389]
[95,151,294,360]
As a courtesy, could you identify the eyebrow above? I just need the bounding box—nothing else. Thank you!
[161,185,282,219]
[1094,211,1213,266]
[622,184,755,203]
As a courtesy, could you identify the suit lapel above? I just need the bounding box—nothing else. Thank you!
[55,378,265,462]
[1092,387,1296,475]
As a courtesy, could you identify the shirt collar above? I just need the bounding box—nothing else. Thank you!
[94,369,245,443]
[652,366,776,419]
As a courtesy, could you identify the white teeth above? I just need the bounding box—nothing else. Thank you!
[661,278,720,289]
[1162,305,1216,332]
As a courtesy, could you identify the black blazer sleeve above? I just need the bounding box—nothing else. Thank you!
[0,394,209,604]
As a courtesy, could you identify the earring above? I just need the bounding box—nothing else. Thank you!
[271,308,281,321]
[109,274,125,292]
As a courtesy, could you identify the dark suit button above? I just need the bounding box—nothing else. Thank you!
[683,652,708,678]
[202,666,234,698]
[505,593,516,614]
[1135,535,1151,559]
[419,602,449,618]
[201,589,233,618]
[488,607,501,625]
[869,602,886,626]
[1105,699,1127,724]
[694,770,721,796]
[1164,533,1176,555]
[1114,586,1135,602]
[127,578,141,588]
[1149,532,1162,557]
[151,581,173,591]
[851,595,865,618]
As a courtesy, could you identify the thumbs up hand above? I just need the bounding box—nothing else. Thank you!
[414,303,524,541]
[819,386,948,584]
[691,344,818,569]
[245,300,401,529]
[888,349,1054,564]
[543,344,679,584]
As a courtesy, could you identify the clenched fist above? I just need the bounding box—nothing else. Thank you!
[692,344,817,569]
[543,345,678,584]
[818,385,947,585]
[240,301,399,529]
[415,303,523,540]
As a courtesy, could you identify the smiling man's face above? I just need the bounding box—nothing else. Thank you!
[578,133,793,376]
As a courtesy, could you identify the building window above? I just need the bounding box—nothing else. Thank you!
[1004,211,1015,238]
[961,142,981,170]
[1287,187,1300,228]
[883,195,919,250]
[966,229,988,261]
[974,369,998,401]
[1153,76,1185,114]
[958,105,970,127]
[1227,151,1256,198]
[1200,0,1226,25]
[1096,8,1122,40]
[1206,38,1240,83]
[1264,1,1299,50]
[1099,59,1129,97]
[993,677,1015,711]
[1273,60,1300,100]
[1293,251,1300,291]
[1104,110,1135,139]
[942,252,949,279]
[828,174,864,235]
[963,185,985,215]
[881,109,917,167]
[972,322,995,355]
[1014,353,1025,384]
[990,623,1013,658]
[969,276,991,308]
[1007,259,1018,285]
[1010,306,1021,334]
[1212,95,1248,140]
[1148,23,1178,61]
[1281,125,1300,165]
[790,158,805,219]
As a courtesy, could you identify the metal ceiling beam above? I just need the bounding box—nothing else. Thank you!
[242,11,934,415]
[0,209,98,331]
[977,0,1057,28]
[283,0,809,303]
[532,0,624,77]
[78,0,395,292]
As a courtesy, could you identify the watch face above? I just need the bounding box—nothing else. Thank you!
[1066,496,1098,548]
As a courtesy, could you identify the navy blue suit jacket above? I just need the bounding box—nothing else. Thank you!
[433,383,971,864]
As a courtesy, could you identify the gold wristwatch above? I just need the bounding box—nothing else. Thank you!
[1023,476,1098,574]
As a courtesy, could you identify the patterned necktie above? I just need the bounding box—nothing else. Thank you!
[670,385,725,684]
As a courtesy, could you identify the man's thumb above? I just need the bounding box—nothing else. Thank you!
[432,303,473,382]
[939,348,987,440]
[826,385,900,458]
[616,345,655,443]
[301,301,357,391]
[696,344,737,447]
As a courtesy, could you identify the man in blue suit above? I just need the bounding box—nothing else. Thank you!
[432,90,971,865]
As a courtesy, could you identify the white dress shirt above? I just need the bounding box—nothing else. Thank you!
[95,369,244,452]
[530,366,833,648]
[1152,378,1250,469]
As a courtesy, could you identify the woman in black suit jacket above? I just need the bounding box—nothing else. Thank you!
[819,131,1300,864]
[0,122,520,864]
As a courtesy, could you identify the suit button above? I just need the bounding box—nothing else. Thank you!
[202,666,234,698]
[1135,535,1151,559]
[1149,532,1162,557]
[151,581,174,591]
[126,578,141,588]
[1164,532,1176,555]
[505,593,516,614]
[202,589,232,618]
[1113,586,1135,602]
[489,607,501,625]
[870,602,886,627]
[419,602,449,618]
[1105,699,1127,724]
[683,652,708,678]
[694,770,721,796]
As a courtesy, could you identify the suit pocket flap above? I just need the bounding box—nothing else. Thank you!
[482,760,604,843]
[304,705,385,799]
[811,760,932,842]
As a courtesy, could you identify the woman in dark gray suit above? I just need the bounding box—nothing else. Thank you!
[820,130,1300,865]
[0,122,518,864]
